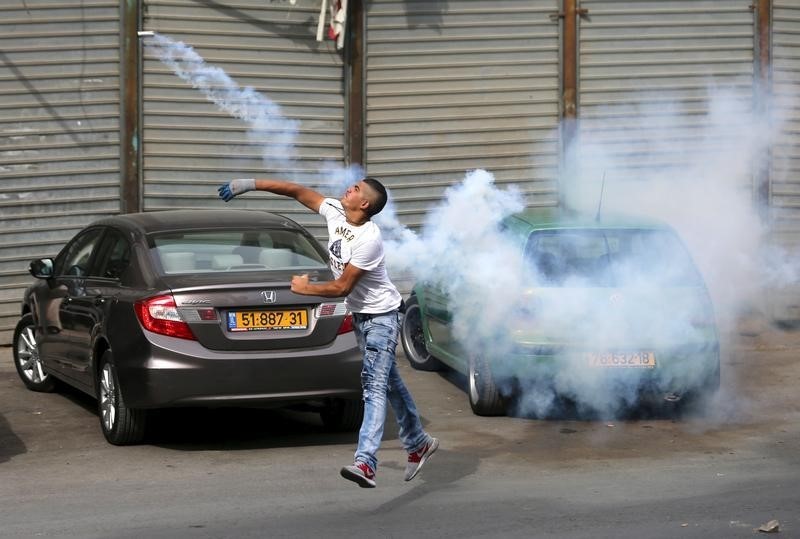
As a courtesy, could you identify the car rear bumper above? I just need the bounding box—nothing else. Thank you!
[116,330,363,408]
[491,343,721,395]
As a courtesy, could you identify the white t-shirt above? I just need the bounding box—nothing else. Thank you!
[319,198,402,314]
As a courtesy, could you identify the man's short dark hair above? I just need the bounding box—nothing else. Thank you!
[362,177,388,216]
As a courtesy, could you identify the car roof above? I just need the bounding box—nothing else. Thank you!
[90,209,302,235]
[506,207,671,232]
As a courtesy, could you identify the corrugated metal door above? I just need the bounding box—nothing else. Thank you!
[576,0,756,196]
[141,0,347,238]
[0,2,121,344]
[769,1,800,322]
[365,0,562,230]
[772,1,800,234]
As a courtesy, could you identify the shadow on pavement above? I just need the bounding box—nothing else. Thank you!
[147,406,368,451]
[0,413,26,463]
[62,386,380,450]
[15,371,382,451]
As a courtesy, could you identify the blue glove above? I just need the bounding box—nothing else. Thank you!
[218,179,256,202]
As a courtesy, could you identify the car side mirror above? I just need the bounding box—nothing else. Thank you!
[29,258,54,279]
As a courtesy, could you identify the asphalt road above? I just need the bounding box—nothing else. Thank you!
[1,318,799,539]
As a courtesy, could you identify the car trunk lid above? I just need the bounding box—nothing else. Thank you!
[161,271,349,351]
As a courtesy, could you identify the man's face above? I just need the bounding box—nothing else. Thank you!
[341,180,373,213]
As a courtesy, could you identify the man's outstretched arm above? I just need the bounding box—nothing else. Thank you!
[218,179,325,212]
[291,264,365,298]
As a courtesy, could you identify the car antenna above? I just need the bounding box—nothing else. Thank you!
[595,171,606,222]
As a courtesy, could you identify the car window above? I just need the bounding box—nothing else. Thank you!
[525,231,611,285]
[55,228,105,277]
[96,230,131,280]
[612,229,702,286]
[525,229,702,286]
[150,229,328,274]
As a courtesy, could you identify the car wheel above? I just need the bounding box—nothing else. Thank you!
[97,351,147,445]
[468,355,506,416]
[401,295,442,371]
[13,314,56,392]
[320,398,364,432]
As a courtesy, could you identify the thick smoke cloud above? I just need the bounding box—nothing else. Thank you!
[541,87,797,420]
[383,170,528,358]
[562,87,782,329]
[384,168,722,419]
[146,34,300,174]
[144,34,362,191]
[147,33,797,420]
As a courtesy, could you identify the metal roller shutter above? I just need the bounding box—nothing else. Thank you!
[772,1,800,234]
[142,0,347,238]
[0,1,121,344]
[769,1,800,322]
[575,0,756,201]
[365,0,562,230]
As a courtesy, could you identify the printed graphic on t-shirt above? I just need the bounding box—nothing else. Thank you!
[329,236,351,273]
[334,225,355,242]
[330,239,342,258]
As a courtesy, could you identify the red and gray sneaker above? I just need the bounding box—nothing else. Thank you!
[404,437,439,481]
[340,461,376,488]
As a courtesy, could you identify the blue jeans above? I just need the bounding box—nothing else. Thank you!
[352,310,429,472]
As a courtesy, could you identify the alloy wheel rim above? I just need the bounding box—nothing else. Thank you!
[16,325,46,384]
[99,364,117,432]
[403,306,430,364]
[469,360,479,403]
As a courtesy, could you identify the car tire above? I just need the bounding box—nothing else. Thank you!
[97,351,147,445]
[12,314,57,392]
[320,398,364,432]
[468,355,506,416]
[401,295,443,371]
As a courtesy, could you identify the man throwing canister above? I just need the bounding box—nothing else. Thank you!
[218,177,438,488]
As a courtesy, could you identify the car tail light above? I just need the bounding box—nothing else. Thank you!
[315,302,353,335]
[134,294,197,340]
[337,313,354,335]
[197,308,218,321]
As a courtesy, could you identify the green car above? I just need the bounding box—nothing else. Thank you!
[400,208,720,418]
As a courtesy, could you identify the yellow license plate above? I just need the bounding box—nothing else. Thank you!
[227,309,308,332]
[586,351,656,368]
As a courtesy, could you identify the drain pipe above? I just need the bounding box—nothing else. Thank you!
[754,0,772,221]
[558,0,587,207]
[120,0,143,213]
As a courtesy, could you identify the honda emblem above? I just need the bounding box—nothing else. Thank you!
[260,290,277,304]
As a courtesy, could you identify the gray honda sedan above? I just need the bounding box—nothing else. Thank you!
[12,210,363,445]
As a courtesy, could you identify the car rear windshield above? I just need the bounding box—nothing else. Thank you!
[524,229,703,287]
[151,229,328,274]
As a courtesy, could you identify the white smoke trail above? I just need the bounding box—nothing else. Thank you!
[145,33,375,195]
[145,33,300,174]
[315,160,366,194]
